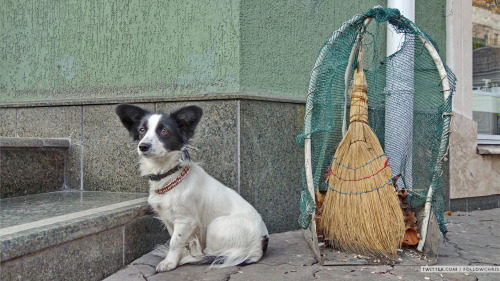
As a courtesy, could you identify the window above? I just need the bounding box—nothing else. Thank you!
[472,0,500,140]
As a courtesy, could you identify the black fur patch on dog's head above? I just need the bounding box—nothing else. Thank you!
[116,104,151,141]
[116,104,203,154]
[170,106,203,144]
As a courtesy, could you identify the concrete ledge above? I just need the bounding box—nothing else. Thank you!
[0,93,305,108]
[449,194,500,212]
[477,145,500,155]
[0,137,70,148]
[0,191,168,281]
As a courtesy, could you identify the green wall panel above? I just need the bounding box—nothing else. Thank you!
[239,0,381,98]
[1,0,240,102]
[1,0,447,103]
[415,0,447,62]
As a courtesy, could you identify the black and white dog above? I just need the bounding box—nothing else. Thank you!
[116,104,269,272]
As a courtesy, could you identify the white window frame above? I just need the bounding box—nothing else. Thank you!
[472,5,500,146]
[477,134,500,145]
[447,0,500,148]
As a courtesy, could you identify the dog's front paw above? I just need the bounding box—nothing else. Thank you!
[156,259,178,272]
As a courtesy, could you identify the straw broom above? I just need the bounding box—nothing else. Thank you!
[319,50,405,259]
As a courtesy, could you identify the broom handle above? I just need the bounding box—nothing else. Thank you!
[343,16,373,136]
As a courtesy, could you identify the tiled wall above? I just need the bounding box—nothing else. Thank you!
[239,100,305,233]
[3,96,500,227]
[0,95,306,233]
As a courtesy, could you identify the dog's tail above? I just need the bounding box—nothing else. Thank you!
[202,249,260,268]
[206,234,269,268]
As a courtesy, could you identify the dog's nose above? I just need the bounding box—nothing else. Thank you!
[138,143,151,152]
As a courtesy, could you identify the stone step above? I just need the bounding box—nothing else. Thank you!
[0,137,70,198]
[0,191,168,281]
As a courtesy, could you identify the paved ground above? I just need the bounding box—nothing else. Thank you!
[104,208,499,281]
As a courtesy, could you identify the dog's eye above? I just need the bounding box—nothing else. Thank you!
[160,128,169,135]
[139,127,146,134]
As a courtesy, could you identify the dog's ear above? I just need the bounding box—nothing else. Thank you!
[115,104,150,140]
[171,106,203,142]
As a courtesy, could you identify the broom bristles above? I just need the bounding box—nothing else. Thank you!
[320,68,405,259]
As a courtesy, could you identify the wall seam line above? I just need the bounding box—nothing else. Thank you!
[80,106,84,190]
[236,100,241,194]
[15,108,19,137]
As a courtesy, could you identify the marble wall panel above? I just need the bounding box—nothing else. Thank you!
[0,108,16,137]
[82,104,155,192]
[156,100,239,189]
[16,106,81,138]
[239,100,304,233]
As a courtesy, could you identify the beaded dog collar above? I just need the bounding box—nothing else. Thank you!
[155,166,191,194]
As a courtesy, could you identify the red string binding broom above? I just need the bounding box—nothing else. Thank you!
[319,47,405,259]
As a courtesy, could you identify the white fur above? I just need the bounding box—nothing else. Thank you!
[138,116,268,272]
[138,114,169,159]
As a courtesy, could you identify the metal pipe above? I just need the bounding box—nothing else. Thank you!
[385,0,416,190]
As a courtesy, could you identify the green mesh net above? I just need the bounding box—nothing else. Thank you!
[297,8,456,236]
